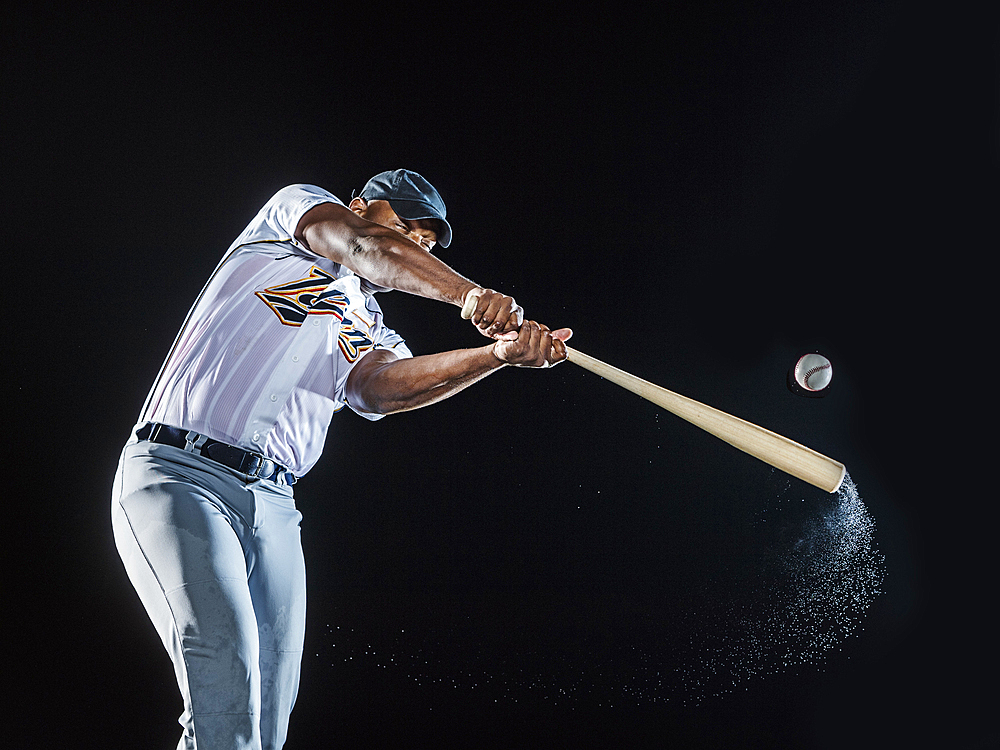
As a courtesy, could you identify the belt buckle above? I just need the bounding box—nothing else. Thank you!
[257,458,276,480]
[244,453,277,481]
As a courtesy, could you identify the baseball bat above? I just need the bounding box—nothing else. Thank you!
[461,294,845,493]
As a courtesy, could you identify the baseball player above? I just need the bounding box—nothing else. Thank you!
[111,169,571,750]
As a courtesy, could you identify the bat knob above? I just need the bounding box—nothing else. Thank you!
[460,293,479,319]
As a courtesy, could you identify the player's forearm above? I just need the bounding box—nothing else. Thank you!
[353,233,479,304]
[304,215,477,306]
[348,346,506,415]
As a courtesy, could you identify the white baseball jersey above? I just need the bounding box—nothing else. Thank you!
[139,184,413,477]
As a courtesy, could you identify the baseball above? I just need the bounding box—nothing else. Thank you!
[794,353,833,392]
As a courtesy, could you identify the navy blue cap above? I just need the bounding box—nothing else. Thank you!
[359,169,453,247]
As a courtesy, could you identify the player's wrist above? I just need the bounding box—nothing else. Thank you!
[487,341,507,366]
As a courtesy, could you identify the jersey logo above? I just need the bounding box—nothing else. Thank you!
[255,265,376,362]
[255,266,348,326]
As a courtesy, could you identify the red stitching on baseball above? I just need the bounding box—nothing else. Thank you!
[803,363,831,389]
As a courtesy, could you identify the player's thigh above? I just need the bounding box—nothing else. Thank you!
[116,457,250,586]
[113,449,258,650]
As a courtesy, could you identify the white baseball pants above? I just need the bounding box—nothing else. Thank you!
[111,440,307,750]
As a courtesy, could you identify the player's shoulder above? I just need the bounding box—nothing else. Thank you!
[227,184,348,253]
[261,184,347,233]
[269,184,344,206]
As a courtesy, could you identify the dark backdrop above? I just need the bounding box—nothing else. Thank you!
[5,2,996,748]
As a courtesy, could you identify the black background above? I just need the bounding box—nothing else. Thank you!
[5,2,996,748]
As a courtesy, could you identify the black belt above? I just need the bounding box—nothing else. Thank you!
[136,423,297,485]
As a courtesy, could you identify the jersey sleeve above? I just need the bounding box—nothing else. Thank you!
[372,326,413,360]
[228,184,346,258]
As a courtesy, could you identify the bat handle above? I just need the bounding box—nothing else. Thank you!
[460,292,479,319]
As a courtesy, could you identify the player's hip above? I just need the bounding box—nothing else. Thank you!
[113,439,298,529]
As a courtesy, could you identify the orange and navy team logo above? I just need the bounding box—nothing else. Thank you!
[255,266,347,326]
[255,265,375,362]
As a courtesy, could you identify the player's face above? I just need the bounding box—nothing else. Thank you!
[354,199,439,252]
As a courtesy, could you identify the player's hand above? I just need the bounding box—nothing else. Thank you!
[492,321,573,368]
[462,288,524,338]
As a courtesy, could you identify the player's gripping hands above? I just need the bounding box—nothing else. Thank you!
[492,320,573,368]
[462,287,524,338]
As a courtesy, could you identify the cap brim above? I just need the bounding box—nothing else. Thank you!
[388,199,452,247]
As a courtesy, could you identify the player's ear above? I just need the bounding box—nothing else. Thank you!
[348,197,367,216]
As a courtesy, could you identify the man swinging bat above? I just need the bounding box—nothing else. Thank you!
[111,170,572,750]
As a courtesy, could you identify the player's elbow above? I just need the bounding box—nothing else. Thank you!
[347,391,408,417]
[348,374,431,416]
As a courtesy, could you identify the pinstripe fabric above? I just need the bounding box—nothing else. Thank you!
[139,185,412,477]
